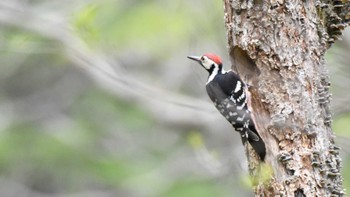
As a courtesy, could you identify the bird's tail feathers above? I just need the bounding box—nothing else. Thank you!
[248,138,266,161]
[247,130,259,141]
[240,129,266,161]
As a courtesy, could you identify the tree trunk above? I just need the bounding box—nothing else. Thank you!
[223,1,349,196]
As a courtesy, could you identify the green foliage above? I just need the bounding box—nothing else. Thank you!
[333,113,350,192]
[0,124,94,191]
[343,158,350,192]
[73,4,99,43]
[333,113,350,136]
[0,0,349,196]
[72,1,191,51]
[72,89,153,133]
[187,131,204,149]
[159,179,227,197]
[0,85,236,195]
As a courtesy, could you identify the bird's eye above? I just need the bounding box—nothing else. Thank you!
[201,57,205,61]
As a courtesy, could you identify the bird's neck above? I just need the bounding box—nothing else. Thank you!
[207,65,225,84]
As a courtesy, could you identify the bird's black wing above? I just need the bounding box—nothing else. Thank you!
[206,81,259,142]
[206,79,266,160]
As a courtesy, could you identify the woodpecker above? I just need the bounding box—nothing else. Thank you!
[187,53,266,160]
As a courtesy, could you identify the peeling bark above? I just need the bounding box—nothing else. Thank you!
[224,1,349,196]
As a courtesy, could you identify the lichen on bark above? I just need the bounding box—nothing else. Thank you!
[224,0,349,196]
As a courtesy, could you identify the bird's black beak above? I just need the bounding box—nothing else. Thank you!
[187,55,201,63]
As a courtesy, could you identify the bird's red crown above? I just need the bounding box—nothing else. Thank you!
[203,53,222,65]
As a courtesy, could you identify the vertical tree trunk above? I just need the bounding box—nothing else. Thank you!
[224,1,349,196]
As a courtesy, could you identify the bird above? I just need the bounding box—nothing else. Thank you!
[187,53,266,160]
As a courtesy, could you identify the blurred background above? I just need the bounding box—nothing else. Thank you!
[0,0,349,196]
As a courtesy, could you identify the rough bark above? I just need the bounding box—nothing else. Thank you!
[224,1,349,196]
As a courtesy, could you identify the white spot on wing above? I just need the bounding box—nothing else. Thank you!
[238,92,245,101]
[229,112,238,116]
[237,102,246,110]
[236,114,246,122]
[234,81,241,93]
[230,96,236,103]
[244,122,249,127]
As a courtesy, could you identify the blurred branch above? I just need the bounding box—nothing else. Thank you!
[0,1,216,126]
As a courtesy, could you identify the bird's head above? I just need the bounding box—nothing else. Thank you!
[187,53,223,73]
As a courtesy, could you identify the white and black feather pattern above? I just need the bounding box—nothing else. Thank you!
[205,70,265,160]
